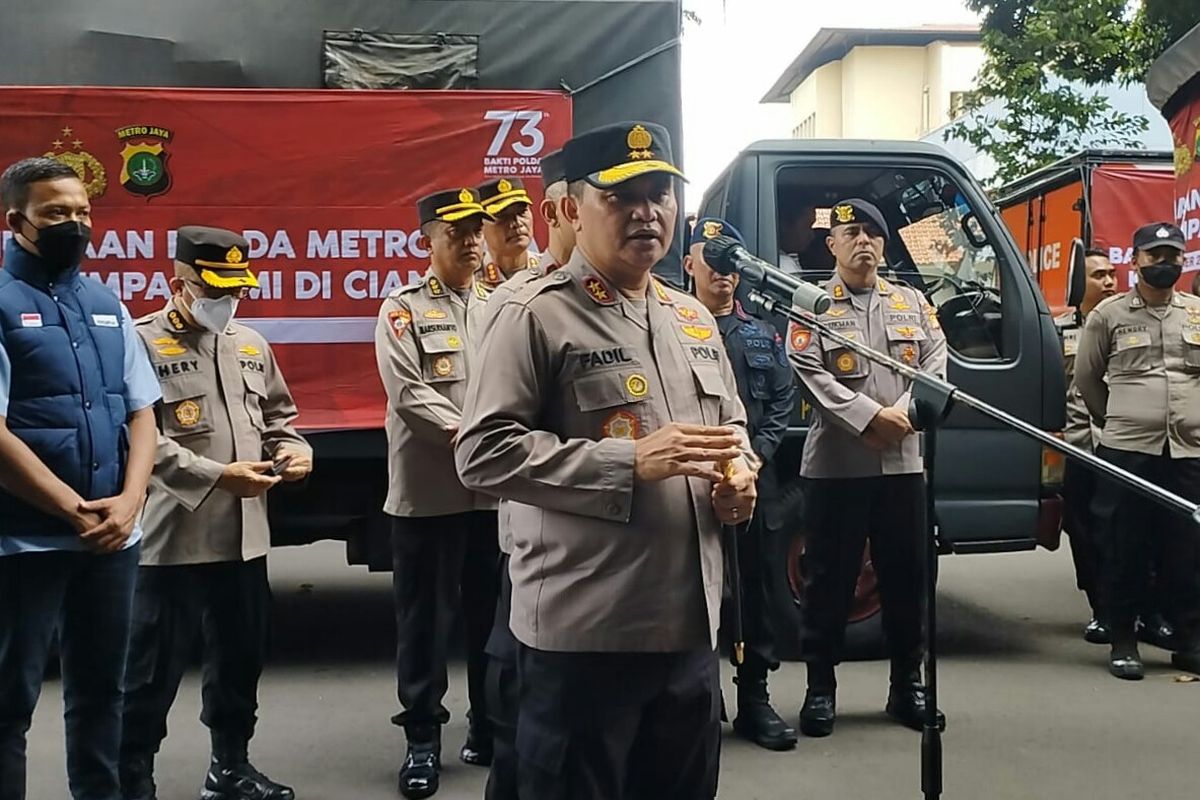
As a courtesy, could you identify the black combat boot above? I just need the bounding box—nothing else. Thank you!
[732,668,797,751]
[1137,613,1177,651]
[459,720,493,767]
[1108,628,1144,681]
[119,751,157,800]
[885,662,946,732]
[201,733,294,800]
[399,724,441,799]
[1083,618,1111,645]
[798,662,836,738]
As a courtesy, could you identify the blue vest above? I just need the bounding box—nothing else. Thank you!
[0,239,127,536]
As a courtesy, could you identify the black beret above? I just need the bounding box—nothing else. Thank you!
[828,198,890,243]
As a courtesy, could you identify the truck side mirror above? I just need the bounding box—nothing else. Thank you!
[1066,238,1086,308]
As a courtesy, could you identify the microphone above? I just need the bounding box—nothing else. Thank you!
[701,235,832,315]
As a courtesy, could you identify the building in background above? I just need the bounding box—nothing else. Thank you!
[761,25,983,141]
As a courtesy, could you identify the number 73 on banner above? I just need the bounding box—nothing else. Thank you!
[485,110,546,157]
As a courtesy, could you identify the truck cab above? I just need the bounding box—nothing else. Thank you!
[700,140,1067,655]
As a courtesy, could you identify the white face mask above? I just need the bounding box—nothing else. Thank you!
[185,284,239,334]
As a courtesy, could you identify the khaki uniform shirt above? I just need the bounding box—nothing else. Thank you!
[473,252,541,294]
[136,301,311,565]
[476,250,561,555]
[787,274,947,478]
[455,252,753,653]
[375,271,494,517]
[1055,311,1099,451]
[1074,289,1200,457]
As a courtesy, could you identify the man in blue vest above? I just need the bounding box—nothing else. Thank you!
[0,157,160,800]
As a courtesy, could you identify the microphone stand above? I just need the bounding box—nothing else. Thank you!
[749,289,1200,800]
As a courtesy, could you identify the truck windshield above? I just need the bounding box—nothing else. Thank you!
[776,166,1005,361]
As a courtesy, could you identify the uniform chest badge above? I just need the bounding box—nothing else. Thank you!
[485,264,502,285]
[432,355,454,377]
[835,353,857,373]
[681,324,713,341]
[889,296,911,311]
[157,343,187,357]
[675,305,700,322]
[174,400,202,427]
[447,335,462,349]
[167,310,187,332]
[424,308,447,320]
[652,280,673,304]
[832,285,845,300]
[895,326,919,339]
[901,344,917,365]
[824,307,848,317]
[238,344,261,357]
[625,373,649,398]
[602,410,641,440]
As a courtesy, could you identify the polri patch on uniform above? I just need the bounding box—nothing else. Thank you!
[432,355,454,377]
[389,308,412,338]
[92,314,119,328]
[789,323,812,352]
[20,313,42,328]
[174,400,202,428]
[602,410,640,440]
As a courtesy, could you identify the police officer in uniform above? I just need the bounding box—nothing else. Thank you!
[785,199,947,737]
[475,178,539,292]
[120,226,312,800]
[684,217,797,751]
[475,148,576,800]
[1055,249,1117,644]
[375,188,500,798]
[456,121,758,800]
[1074,221,1200,681]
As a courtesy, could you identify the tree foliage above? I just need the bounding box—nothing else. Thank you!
[948,0,1192,187]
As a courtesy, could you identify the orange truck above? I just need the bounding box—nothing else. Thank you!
[996,150,1178,314]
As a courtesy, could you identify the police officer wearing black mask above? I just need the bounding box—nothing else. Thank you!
[685,218,798,751]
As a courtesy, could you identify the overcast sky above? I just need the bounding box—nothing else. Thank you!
[679,0,980,209]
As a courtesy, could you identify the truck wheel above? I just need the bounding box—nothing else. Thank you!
[765,524,887,661]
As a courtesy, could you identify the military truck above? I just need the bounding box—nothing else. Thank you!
[701,140,1068,655]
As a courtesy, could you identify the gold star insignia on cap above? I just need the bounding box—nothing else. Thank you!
[627,124,655,160]
[702,221,723,239]
[225,246,243,264]
[458,188,473,204]
[834,204,855,224]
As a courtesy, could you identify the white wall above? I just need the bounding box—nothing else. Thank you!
[841,46,928,139]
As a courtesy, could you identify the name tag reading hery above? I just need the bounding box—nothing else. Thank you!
[578,346,636,370]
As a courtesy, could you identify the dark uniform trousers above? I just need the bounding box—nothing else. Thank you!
[1091,446,1200,646]
[802,474,925,674]
[727,470,782,681]
[515,645,721,800]
[1061,461,1103,614]
[0,544,140,800]
[121,557,270,758]
[484,555,519,800]
[390,510,499,734]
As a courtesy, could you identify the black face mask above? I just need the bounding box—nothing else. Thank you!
[1139,262,1182,290]
[20,216,92,273]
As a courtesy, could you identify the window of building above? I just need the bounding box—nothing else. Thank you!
[948,90,978,121]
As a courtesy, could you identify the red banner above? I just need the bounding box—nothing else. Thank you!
[0,87,572,430]
[1169,94,1200,280]
[1089,164,1181,292]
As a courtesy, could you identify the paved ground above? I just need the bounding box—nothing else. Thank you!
[24,542,1198,800]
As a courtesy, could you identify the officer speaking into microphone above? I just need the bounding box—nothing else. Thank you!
[684,217,797,751]
[1074,221,1200,681]
[785,199,947,738]
[456,121,757,800]
[119,226,312,800]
